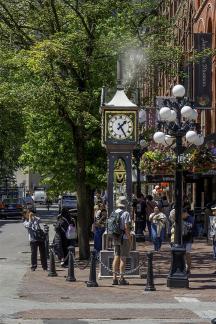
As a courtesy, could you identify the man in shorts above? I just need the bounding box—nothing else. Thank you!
[112,198,132,285]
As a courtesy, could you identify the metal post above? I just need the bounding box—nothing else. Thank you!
[136,154,141,198]
[145,252,156,291]
[43,224,49,259]
[86,250,98,287]
[66,246,76,282]
[48,243,57,277]
[167,100,188,288]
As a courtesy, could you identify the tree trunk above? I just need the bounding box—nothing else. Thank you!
[73,128,90,259]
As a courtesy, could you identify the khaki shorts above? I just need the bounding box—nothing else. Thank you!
[114,239,130,257]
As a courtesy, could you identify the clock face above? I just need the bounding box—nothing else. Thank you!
[108,114,133,139]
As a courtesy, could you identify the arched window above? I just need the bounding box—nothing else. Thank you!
[197,0,201,9]
[207,18,213,33]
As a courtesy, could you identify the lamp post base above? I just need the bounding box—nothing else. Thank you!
[167,244,189,288]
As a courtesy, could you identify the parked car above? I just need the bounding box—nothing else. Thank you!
[0,198,26,219]
[58,194,77,213]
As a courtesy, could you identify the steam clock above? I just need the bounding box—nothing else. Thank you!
[101,84,139,215]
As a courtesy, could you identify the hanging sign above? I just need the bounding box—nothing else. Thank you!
[194,33,212,108]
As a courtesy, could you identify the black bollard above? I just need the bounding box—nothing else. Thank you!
[66,246,76,282]
[48,243,58,277]
[86,250,98,287]
[145,251,156,291]
[211,319,216,324]
[43,224,49,259]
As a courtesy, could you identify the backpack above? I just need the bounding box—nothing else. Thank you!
[107,210,123,237]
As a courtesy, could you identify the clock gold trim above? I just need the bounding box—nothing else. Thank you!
[103,110,138,144]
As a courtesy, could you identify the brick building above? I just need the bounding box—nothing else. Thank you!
[143,0,216,207]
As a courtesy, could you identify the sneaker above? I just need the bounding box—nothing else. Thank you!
[112,279,118,285]
[118,278,129,285]
[31,267,36,271]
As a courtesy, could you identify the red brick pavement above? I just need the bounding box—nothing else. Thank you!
[16,238,216,320]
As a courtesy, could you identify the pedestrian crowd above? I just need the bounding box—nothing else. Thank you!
[22,187,216,283]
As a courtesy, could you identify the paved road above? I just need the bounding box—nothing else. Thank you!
[0,206,216,324]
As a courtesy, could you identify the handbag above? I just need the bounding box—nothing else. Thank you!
[66,224,77,240]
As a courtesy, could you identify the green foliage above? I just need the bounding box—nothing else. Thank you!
[0,0,182,190]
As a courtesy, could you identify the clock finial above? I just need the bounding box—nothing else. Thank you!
[117,54,124,90]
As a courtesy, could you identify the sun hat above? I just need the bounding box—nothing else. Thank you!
[116,199,126,208]
[211,205,216,210]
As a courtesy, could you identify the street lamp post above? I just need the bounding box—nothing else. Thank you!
[153,84,203,288]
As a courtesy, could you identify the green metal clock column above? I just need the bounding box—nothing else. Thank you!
[107,152,132,216]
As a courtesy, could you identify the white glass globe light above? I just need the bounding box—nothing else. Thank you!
[188,109,198,121]
[185,130,198,144]
[153,131,165,144]
[167,110,177,122]
[164,135,175,146]
[181,106,193,119]
[193,134,204,146]
[172,84,185,98]
[139,109,146,123]
[159,107,171,121]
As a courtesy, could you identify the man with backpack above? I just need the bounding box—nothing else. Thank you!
[108,197,132,285]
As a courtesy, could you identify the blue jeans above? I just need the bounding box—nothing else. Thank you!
[94,227,105,253]
[151,223,165,251]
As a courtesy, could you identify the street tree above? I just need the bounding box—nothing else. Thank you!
[0,0,181,258]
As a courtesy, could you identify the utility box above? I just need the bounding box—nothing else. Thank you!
[99,250,140,278]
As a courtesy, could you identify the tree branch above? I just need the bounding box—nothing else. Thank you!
[62,0,93,39]
[0,1,33,44]
[50,0,61,32]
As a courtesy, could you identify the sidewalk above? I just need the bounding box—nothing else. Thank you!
[10,239,216,322]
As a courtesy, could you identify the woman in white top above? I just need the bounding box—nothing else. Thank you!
[149,206,167,251]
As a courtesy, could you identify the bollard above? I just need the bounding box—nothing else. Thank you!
[48,243,58,277]
[43,224,49,259]
[86,250,98,287]
[145,251,156,291]
[66,246,76,282]
[211,319,216,324]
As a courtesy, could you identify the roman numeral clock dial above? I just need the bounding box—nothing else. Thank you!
[108,114,133,140]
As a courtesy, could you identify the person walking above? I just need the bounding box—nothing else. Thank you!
[23,209,47,271]
[182,208,194,274]
[149,206,167,251]
[112,198,132,285]
[169,208,194,274]
[134,194,146,240]
[53,208,76,266]
[94,208,107,254]
[210,206,216,274]
[145,195,157,240]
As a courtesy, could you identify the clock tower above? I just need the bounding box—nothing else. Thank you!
[101,74,138,215]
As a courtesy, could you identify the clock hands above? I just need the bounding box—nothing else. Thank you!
[117,120,127,137]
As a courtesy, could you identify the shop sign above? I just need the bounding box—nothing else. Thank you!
[144,175,175,182]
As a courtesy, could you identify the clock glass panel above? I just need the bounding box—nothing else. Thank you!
[108,114,133,139]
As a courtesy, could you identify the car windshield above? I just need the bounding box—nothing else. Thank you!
[3,198,23,204]
[62,196,76,200]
